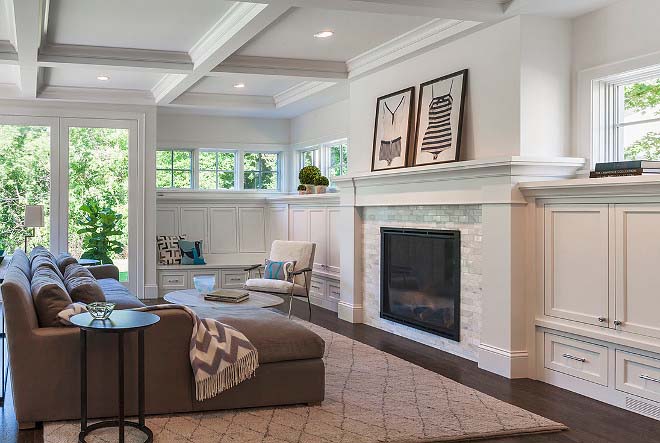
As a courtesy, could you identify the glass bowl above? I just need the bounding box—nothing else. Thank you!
[88,302,116,320]
[193,275,216,294]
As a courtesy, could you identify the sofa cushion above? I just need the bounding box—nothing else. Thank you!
[29,246,56,263]
[63,264,105,304]
[206,309,324,364]
[56,253,78,275]
[96,278,145,309]
[31,255,65,280]
[244,278,307,296]
[31,267,73,327]
[11,249,31,279]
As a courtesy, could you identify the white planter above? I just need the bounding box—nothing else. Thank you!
[316,185,327,194]
[305,184,316,194]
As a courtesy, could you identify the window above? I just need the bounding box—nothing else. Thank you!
[156,150,192,188]
[299,148,320,169]
[199,150,236,190]
[244,152,280,190]
[618,77,660,160]
[329,142,349,177]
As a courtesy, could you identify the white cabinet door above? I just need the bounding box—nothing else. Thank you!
[156,207,179,236]
[289,208,309,242]
[544,204,610,326]
[615,204,660,338]
[209,208,238,254]
[309,208,327,270]
[327,208,341,274]
[179,207,209,253]
[267,206,289,247]
[239,207,266,253]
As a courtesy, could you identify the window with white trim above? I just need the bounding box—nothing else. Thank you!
[594,70,660,162]
[328,141,348,178]
[199,150,236,190]
[299,147,320,169]
[243,152,280,190]
[156,150,193,189]
[296,138,348,182]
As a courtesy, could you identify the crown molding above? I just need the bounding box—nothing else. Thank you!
[37,85,155,105]
[38,44,193,73]
[212,55,348,80]
[346,18,481,79]
[171,91,275,110]
[274,81,336,108]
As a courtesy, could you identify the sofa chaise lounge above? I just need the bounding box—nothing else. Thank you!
[1,249,325,428]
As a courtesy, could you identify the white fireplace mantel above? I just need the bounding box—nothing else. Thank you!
[334,156,585,207]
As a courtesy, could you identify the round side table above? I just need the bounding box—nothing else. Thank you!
[70,311,160,443]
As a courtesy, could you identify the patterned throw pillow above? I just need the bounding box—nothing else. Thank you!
[157,235,187,264]
[57,302,88,326]
[179,240,206,265]
[264,259,296,282]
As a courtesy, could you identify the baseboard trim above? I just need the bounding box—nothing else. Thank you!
[337,300,364,323]
[478,343,529,379]
[143,284,159,300]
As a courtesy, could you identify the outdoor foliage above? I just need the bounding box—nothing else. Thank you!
[624,79,660,160]
[244,152,278,189]
[77,200,124,265]
[199,151,235,189]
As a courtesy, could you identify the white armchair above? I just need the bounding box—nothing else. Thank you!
[244,240,316,318]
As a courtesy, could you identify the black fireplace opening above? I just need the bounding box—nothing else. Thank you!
[380,227,460,341]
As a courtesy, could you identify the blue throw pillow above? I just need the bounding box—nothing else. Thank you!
[264,259,296,282]
[179,240,206,265]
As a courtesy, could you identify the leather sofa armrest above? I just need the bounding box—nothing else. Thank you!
[88,264,120,280]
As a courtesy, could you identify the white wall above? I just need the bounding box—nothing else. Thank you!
[290,99,349,149]
[157,111,290,149]
[349,17,523,174]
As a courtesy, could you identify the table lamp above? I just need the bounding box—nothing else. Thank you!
[24,205,44,252]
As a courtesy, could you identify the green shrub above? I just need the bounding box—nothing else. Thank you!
[299,166,321,184]
[77,200,124,265]
[314,175,330,186]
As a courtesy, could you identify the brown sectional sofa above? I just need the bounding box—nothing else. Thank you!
[1,249,325,428]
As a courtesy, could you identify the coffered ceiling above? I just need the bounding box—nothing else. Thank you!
[0,0,619,118]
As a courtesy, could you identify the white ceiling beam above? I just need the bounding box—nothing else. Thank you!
[171,92,275,110]
[211,55,348,80]
[153,2,290,105]
[273,81,337,108]
[0,41,18,64]
[38,44,194,74]
[9,0,43,98]
[245,0,505,21]
[38,85,155,105]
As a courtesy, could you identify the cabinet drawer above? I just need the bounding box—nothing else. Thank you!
[221,270,248,288]
[327,282,341,302]
[310,277,326,296]
[616,350,660,403]
[544,333,608,386]
[159,272,188,290]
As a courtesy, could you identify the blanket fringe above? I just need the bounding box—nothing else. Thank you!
[196,351,259,401]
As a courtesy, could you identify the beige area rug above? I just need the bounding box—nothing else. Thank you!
[44,321,566,442]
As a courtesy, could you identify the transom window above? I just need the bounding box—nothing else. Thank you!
[156,150,193,189]
[329,142,348,177]
[243,152,280,190]
[299,148,320,169]
[199,150,236,190]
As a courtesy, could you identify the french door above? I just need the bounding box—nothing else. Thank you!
[58,118,138,293]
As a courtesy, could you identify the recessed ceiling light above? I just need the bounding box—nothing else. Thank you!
[313,30,334,39]
[97,75,110,81]
[233,83,245,88]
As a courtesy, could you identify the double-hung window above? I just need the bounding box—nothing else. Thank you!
[296,139,349,185]
[299,148,320,169]
[199,150,236,190]
[328,141,348,178]
[592,69,660,163]
[156,150,193,189]
[243,152,280,190]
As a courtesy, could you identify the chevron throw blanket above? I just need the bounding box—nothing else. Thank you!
[59,303,259,401]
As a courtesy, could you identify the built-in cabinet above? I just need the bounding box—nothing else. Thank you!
[157,264,251,297]
[531,193,660,421]
[288,205,341,274]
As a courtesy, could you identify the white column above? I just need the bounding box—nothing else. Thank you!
[337,179,364,323]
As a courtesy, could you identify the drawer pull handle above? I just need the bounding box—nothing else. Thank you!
[168,279,179,283]
[598,317,607,323]
[562,353,586,363]
[639,374,660,384]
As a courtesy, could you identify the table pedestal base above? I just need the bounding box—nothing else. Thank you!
[79,420,153,443]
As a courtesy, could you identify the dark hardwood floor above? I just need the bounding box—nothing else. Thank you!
[4,299,660,442]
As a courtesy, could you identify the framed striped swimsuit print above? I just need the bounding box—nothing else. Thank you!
[413,69,467,167]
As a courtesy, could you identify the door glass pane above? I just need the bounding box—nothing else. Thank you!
[622,121,660,160]
[68,127,129,282]
[0,125,51,251]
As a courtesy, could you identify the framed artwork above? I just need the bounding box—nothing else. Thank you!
[371,87,415,171]
[412,69,468,167]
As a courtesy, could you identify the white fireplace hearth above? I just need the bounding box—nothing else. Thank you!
[334,156,585,379]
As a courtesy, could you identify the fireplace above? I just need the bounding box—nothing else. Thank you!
[380,227,460,341]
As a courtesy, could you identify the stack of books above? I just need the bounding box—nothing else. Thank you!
[204,289,250,303]
[591,160,660,178]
